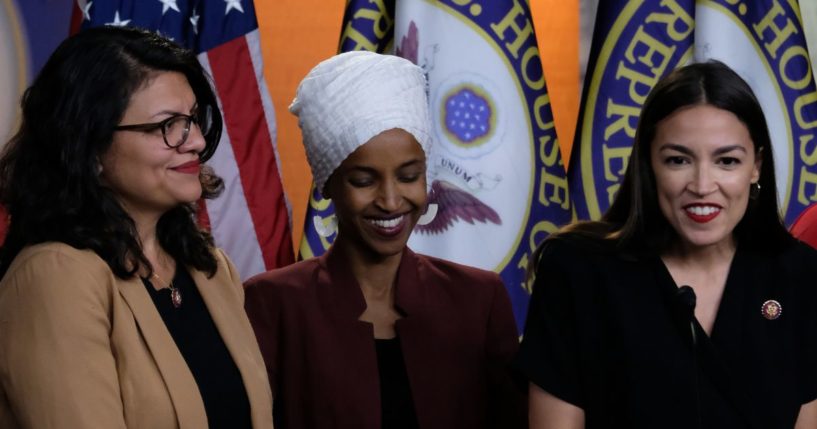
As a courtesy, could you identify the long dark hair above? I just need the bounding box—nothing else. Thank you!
[0,26,224,278]
[553,60,792,255]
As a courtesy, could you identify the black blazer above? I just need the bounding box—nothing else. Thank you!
[516,236,817,428]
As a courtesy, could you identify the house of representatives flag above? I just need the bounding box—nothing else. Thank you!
[695,0,817,225]
[569,0,694,221]
[0,2,75,243]
[1,1,74,145]
[74,0,295,278]
[300,0,572,330]
[571,0,817,225]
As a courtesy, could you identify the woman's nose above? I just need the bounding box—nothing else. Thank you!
[179,122,206,154]
[687,164,717,196]
[375,181,401,212]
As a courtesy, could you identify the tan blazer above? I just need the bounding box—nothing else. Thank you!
[0,242,273,429]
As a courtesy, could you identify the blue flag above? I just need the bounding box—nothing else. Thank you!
[569,0,695,221]
[300,0,572,331]
[695,0,817,224]
[0,1,73,143]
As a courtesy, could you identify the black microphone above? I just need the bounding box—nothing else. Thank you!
[676,285,701,429]
[676,285,697,336]
[676,285,696,309]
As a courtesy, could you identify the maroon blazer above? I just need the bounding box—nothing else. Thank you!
[244,246,526,429]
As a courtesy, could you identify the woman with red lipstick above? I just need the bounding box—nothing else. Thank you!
[517,61,817,428]
[244,51,526,429]
[0,27,272,428]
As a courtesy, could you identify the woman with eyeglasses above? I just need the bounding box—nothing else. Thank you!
[0,27,272,428]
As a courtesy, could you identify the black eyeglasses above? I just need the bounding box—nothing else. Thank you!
[115,105,213,148]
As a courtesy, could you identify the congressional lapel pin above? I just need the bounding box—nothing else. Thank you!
[761,300,782,320]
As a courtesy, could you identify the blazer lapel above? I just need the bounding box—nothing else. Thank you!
[321,247,402,428]
[392,250,435,428]
[652,250,762,429]
[323,247,369,318]
[116,276,208,429]
[190,266,273,429]
[696,248,763,429]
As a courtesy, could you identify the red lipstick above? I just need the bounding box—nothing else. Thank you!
[171,160,200,175]
[684,205,721,223]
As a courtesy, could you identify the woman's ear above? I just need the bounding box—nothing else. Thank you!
[752,146,763,184]
[95,155,105,178]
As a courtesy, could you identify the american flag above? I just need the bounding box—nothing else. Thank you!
[71,0,295,278]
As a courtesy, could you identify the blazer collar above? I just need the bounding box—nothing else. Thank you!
[651,246,762,428]
[321,246,423,318]
[116,275,208,429]
[189,266,273,429]
[321,247,438,427]
[394,248,422,315]
[117,263,272,429]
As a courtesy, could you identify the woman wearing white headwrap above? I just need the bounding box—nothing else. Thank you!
[244,51,526,429]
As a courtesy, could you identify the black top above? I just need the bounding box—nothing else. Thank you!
[515,237,817,428]
[375,337,419,429]
[143,268,252,429]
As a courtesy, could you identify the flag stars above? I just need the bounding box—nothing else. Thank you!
[443,88,493,142]
[225,0,245,14]
[158,0,180,15]
[77,0,93,21]
[106,11,131,27]
[190,9,200,33]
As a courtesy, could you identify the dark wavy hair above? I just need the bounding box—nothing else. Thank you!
[0,26,225,279]
[552,60,792,255]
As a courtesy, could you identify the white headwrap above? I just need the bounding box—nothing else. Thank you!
[289,51,433,194]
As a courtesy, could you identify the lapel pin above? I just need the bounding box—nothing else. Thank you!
[761,300,782,320]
